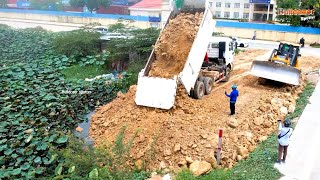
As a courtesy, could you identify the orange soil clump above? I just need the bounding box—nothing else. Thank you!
[89,51,320,172]
[148,13,203,79]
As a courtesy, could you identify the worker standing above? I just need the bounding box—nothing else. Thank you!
[299,37,305,48]
[225,84,239,115]
[276,119,293,163]
[252,31,256,40]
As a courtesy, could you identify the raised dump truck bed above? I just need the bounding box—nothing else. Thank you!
[135,1,215,110]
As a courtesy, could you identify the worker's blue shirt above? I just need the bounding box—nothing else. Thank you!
[226,89,239,103]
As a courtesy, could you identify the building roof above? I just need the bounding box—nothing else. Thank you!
[129,0,162,10]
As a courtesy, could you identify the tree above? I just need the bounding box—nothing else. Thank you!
[276,0,301,26]
[0,0,7,8]
[29,0,63,10]
[300,0,320,27]
[276,0,320,27]
[69,0,111,13]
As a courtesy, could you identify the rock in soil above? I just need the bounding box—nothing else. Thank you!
[189,160,212,176]
[75,126,83,132]
[135,159,144,170]
[227,118,238,128]
[280,106,288,115]
[237,146,249,157]
[186,156,194,164]
[174,143,181,152]
[288,104,296,113]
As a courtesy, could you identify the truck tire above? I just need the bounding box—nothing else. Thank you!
[203,77,213,95]
[189,89,195,98]
[194,81,205,99]
[198,76,205,82]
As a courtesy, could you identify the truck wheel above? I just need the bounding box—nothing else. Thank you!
[198,76,205,82]
[194,81,205,99]
[203,77,213,95]
[189,89,195,98]
[222,67,231,82]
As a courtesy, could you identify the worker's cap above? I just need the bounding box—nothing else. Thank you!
[284,118,291,127]
[232,84,237,89]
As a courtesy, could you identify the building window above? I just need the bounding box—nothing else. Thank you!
[216,2,221,7]
[209,2,212,7]
[234,3,240,8]
[225,3,231,8]
[244,3,250,8]
[215,11,221,18]
[234,12,239,19]
[243,13,249,19]
[224,12,230,18]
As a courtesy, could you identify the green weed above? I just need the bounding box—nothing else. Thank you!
[61,64,110,81]
[287,82,315,120]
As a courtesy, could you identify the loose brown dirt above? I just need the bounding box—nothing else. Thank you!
[89,50,320,172]
[148,13,203,79]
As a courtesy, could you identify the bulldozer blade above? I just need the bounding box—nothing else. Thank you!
[250,61,301,85]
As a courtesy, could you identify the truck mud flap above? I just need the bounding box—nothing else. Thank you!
[250,61,301,86]
[135,72,177,110]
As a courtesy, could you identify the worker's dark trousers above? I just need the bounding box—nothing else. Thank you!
[230,102,236,115]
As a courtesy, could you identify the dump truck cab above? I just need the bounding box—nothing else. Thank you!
[207,37,234,69]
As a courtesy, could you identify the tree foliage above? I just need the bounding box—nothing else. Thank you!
[0,26,133,179]
[29,0,63,10]
[107,27,160,61]
[53,30,101,57]
[0,0,7,8]
[69,0,111,13]
[277,0,320,27]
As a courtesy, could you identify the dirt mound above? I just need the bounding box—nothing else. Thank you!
[89,51,320,172]
[148,13,203,79]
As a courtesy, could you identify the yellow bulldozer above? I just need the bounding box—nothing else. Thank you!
[250,42,302,85]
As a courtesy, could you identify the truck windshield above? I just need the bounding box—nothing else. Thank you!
[211,43,219,48]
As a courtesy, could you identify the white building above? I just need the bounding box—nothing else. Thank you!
[209,0,277,21]
[128,0,162,28]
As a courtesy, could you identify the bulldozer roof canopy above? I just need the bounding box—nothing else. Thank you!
[279,41,301,47]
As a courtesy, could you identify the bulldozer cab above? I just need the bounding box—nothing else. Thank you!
[272,42,301,67]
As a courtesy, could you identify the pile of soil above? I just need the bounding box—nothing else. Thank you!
[148,13,203,79]
[89,51,320,172]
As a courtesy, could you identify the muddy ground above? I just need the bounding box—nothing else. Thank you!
[89,50,320,172]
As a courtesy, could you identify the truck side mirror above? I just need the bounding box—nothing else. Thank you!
[298,54,301,57]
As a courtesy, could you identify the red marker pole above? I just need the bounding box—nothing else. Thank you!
[217,129,223,165]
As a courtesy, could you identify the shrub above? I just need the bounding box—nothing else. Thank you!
[50,127,149,179]
[53,30,101,57]
[239,19,249,22]
[310,42,320,47]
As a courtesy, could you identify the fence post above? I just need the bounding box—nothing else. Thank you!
[217,128,223,165]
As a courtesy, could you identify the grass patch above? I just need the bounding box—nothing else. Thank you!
[287,82,315,120]
[234,48,245,55]
[311,45,320,48]
[175,82,315,180]
[61,64,110,81]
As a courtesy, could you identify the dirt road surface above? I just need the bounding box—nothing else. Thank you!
[89,50,320,172]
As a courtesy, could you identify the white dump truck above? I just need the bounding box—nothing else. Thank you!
[135,0,233,110]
